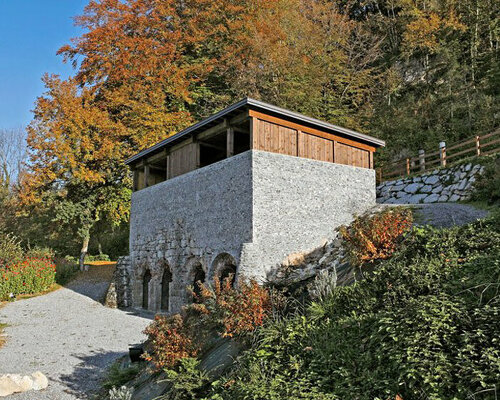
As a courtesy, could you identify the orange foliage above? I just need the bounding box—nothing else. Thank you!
[340,208,413,265]
[209,277,271,337]
[142,314,198,370]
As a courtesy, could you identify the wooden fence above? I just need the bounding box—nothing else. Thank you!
[376,129,500,183]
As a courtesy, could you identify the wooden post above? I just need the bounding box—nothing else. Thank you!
[376,167,382,183]
[144,164,150,188]
[132,169,139,192]
[227,127,234,157]
[418,149,426,171]
[165,155,170,180]
[439,141,446,167]
[406,158,410,175]
[475,135,481,156]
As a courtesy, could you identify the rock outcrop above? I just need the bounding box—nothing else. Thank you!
[0,371,48,397]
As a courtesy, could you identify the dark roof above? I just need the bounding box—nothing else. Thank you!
[125,97,386,165]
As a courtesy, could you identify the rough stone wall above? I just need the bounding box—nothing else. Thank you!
[113,256,133,308]
[128,150,376,313]
[377,163,483,204]
[250,150,375,280]
[129,151,253,313]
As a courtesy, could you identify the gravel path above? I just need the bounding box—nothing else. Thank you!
[0,265,152,399]
[411,202,489,228]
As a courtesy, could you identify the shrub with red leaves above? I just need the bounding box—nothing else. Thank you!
[340,208,413,266]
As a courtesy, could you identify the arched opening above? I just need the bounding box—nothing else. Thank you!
[219,264,237,286]
[211,253,237,287]
[161,266,172,311]
[142,270,152,309]
[192,263,206,302]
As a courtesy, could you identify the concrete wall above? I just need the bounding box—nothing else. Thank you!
[248,150,375,280]
[129,150,376,313]
[129,151,253,313]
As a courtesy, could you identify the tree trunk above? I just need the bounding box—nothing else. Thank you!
[79,234,90,271]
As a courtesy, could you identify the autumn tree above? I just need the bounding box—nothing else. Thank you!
[22,75,130,270]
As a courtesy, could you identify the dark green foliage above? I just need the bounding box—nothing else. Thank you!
[159,358,211,400]
[102,362,141,392]
[472,154,500,204]
[208,214,500,399]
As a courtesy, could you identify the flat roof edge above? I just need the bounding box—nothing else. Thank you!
[125,97,385,165]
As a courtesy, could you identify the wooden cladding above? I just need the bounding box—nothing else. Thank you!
[252,116,372,169]
[253,120,297,156]
[335,142,370,169]
[168,142,199,179]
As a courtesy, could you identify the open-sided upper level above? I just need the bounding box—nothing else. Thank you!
[126,98,385,191]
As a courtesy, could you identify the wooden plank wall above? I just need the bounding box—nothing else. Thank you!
[253,118,371,168]
[335,142,370,168]
[168,142,199,179]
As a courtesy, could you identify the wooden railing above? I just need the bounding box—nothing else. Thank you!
[376,129,500,183]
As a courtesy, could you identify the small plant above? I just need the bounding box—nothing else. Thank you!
[54,258,79,285]
[159,358,211,400]
[193,277,272,338]
[143,314,198,370]
[339,207,413,266]
[309,269,337,302]
[109,386,133,400]
[102,361,141,392]
[472,154,500,204]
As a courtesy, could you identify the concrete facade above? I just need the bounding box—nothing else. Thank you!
[129,150,375,313]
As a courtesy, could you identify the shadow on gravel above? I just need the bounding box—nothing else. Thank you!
[58,350,125,398]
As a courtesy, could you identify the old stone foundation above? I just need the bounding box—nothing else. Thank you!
[376,162,484,204]
[127,150,376,313]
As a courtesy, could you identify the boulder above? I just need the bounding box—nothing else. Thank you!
[31,372,48,391]
[424,175,440,185]
[404,183,423,194]
[449,194,461,202]
[408,194,428,204]
[423,193,440,203]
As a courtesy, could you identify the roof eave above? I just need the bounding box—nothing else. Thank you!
[125,97,385,165]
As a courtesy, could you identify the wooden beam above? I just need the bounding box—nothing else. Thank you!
[227,127,234,157]
[248,109,376,152]
[250,117,257,149]
[198,141,226,151]
[166,155,170,180]
[143,165,150,188]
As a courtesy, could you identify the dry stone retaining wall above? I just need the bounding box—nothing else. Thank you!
[377,163,483,204]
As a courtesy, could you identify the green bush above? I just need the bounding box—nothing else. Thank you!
[208,213,500,399]
[472,154,500,204]
[0,257,56,300]
[102,362,140,392]
[85,254,111,262]
[54,258,79,285]
[26,246,55,260]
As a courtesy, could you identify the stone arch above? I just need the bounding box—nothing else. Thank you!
[161,263,172,311]
[142,269,152,309]
[186,257,206,302]
[211,253,237,286]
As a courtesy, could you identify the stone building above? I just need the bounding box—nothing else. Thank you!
[125,98,385,313]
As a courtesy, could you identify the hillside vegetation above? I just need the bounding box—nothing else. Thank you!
[112,206,499,400]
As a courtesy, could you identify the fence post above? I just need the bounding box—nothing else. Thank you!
[376,167,382,183]
[439,141,446,167]
[476,135,481,156]
[406,158,410,175]
[418,149,426,171]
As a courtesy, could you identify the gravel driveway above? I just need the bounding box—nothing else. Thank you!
[411,202,490,228]
[0,265,152,399]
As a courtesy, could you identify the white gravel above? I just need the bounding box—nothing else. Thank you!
[0,268,152,399]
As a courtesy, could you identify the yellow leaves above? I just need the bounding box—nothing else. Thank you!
[402,6,467,56]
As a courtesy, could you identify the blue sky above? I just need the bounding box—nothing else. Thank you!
[0,0,88,129]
